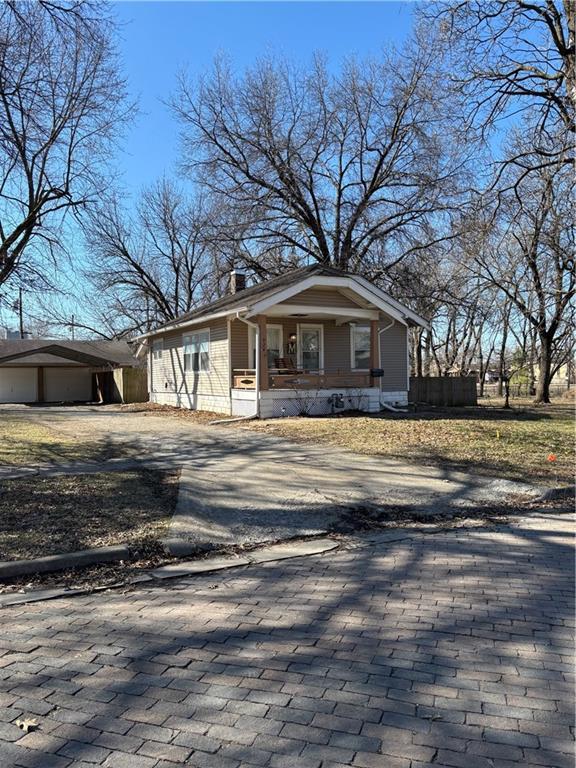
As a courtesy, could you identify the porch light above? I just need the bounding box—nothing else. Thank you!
[288,333,297,342]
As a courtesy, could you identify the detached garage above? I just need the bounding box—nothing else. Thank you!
[0,367,37,403]
[0,339,147,405]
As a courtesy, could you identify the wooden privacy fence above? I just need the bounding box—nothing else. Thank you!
[409,376,478,406]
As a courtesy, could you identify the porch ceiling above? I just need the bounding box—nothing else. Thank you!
[263,304,379,321]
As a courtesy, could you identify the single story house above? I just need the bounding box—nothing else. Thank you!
[136,265,428,418]
[0,339,146,404]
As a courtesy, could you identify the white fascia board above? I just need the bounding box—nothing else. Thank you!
[246,276,410,325]
[134,308,245,341]
[263,304,379,320]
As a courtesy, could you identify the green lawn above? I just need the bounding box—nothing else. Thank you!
[244,399,575,485]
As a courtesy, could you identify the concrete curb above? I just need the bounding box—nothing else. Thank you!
[0,544,130,580]
[150,555,251,579]
[245,538,339,563]
[0,538,339,607]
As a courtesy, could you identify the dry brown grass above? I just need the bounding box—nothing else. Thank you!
[0,417,106,465]
[244,399,575,485]
[0,469,179,561]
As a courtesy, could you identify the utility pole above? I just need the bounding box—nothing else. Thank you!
[71,315,75,340]
[18,286,24,339]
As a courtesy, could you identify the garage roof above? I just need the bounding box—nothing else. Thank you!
[0,339,139,368]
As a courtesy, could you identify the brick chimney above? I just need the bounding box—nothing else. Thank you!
[229,269,246,294]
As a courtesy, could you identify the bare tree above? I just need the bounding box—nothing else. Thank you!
[471,162,574,403]
[81,181,218,335]
[423,0,575,177]
[0,1,130,287]
[172,35,469,277]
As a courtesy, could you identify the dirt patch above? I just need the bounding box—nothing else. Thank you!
[113,402,223,423]
[0,468,179,561]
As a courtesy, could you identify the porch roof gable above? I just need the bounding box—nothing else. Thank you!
[137,265,429,341]
[244,275,428,327]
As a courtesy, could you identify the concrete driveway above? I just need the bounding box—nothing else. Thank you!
[0,513,573,768]
[2,404,542,547]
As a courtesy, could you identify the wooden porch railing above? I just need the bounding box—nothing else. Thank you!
[233,369,257,389]
[233,369,371,390]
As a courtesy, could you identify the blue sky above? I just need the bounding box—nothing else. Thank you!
[3,1,417,333]
[115,1,414,193]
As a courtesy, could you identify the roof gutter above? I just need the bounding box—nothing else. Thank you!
[210,311,260,423]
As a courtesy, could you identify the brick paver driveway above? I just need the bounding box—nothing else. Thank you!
[0,514,573,768]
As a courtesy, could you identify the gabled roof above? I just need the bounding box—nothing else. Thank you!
[155,265,342,329]
[0,339,139,367]
[137,264,428,340]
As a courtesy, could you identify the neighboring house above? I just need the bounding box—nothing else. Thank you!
[0,339,146,404]
[136,265,428,418]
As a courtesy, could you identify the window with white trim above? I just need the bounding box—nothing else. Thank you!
[267,326,283,368]
[248,325,283,368]
[351,325,370,370]
[183,330,209,372]
[152,340,163,360]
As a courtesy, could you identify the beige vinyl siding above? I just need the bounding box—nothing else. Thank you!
[150,318,229,398]
[279,287,361,308]
[229,317,352,375]
[230,319,249,371]
[323,321,352,370]
[380,321,408,391]
[247,317,350,372]
[228,316,408,380]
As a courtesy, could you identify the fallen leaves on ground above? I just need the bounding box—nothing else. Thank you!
[0,417,110,466]
[116,402,222,423]
[0,469,179,561]
[16,718,38,733]
[241,400,575,484]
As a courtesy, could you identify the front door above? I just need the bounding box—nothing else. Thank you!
[298,325,323,372]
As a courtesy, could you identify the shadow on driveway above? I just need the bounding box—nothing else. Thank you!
[0,513,573,768]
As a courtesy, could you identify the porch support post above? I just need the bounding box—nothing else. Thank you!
[37,366,44,402]
[257,315,269,391]
[370,320,379,385]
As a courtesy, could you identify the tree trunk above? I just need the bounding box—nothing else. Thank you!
[497,305,510,396]
[503,378,511,409]
[413,329,423,377]
[528,330,537,396]
[534,334,552,403]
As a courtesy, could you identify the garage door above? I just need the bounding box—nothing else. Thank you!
[0,368,37,403]
[44,367,92,402]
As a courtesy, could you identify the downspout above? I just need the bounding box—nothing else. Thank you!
[377,318,408,413]
[210,313,260,424]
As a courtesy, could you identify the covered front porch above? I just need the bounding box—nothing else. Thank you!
[231,310,381,386]
[229,306,383,417]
